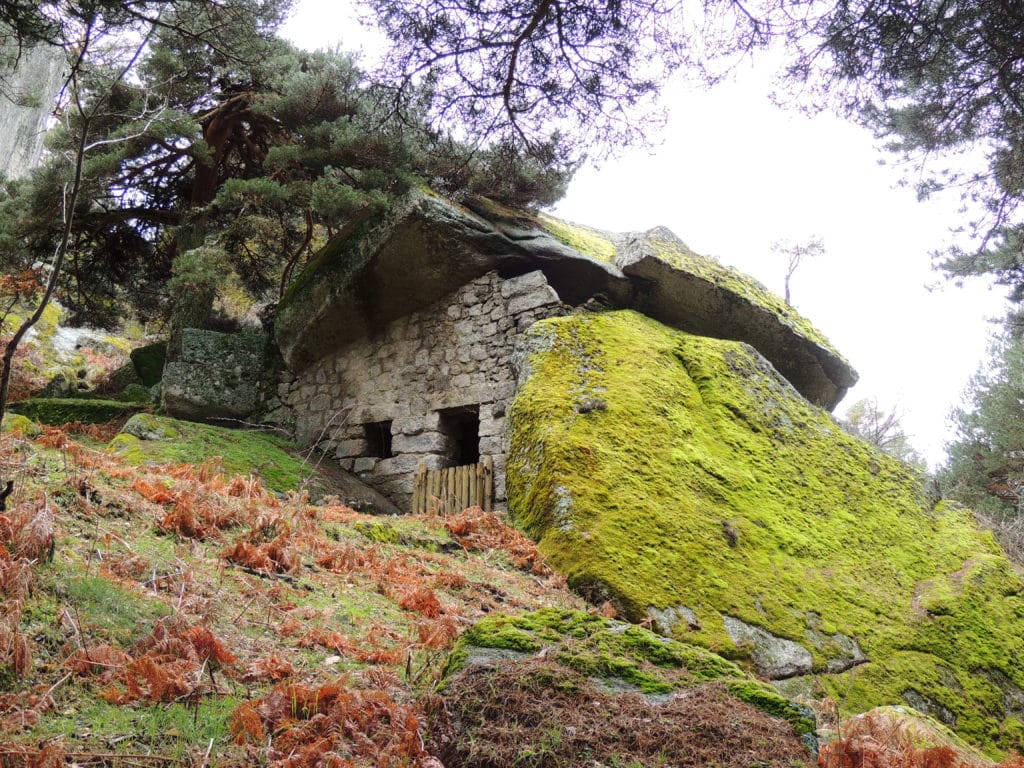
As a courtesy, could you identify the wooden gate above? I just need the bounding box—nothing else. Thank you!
[412,457,494,514]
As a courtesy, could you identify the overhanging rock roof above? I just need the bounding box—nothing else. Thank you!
[275,190,858,410]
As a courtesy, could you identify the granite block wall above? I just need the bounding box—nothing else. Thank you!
[282,269,567,509]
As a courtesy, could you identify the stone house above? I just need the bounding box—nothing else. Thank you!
[283,268,568,507]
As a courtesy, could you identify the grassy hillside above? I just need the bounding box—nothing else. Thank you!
[0,418,580,766]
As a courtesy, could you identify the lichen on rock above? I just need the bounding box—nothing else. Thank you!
[507,309,1024,756]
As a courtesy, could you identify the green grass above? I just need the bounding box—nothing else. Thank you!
[508,309,1024,756]
[33,565,171,647]
[107,414,315,492]
[30,695,239,761]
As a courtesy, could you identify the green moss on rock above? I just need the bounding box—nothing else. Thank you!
[1,413,42,437]
[107,414,313,492]
[508,310,1024,756]
[118,383,153,403]
[642,231,840,356]
[447,608,815,735]
[537,214,617,262]
[10,398,149,425]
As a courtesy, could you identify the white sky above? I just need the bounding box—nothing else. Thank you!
[282,2,1007,468]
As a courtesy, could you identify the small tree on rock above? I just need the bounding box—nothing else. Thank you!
[771,236,824,306]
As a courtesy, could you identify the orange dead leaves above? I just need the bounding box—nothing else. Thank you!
[64,644,132,680]
[0,269,43,303]
[413,616,460,650]
[134,475,251,540]
[132,478,175,505]
[397,586,443,618]
[96,617,236,705]
[442,506,553,576]
[0,685,56,735]
[243,654,296,683]
[222,517,301,574]
[819,710,1024,768]
[0,499,55,683]
[297,628,404,666]
[232,680,427,768]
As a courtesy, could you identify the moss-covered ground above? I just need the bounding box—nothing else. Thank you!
[508,310,1024,756]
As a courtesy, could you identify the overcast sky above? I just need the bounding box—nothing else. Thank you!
[282,2,1006,468]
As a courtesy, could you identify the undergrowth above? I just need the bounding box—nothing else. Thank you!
[0,420,579,767]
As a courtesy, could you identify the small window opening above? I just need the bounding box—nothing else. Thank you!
[363,420,393,459]
[438,406,480,466]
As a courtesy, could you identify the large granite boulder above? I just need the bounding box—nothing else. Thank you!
[161,329,266,421]
[275,190,856,410]
[507,309,1024,757]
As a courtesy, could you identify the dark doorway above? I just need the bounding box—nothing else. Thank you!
[438,406,480,466]
[363,420,393,459]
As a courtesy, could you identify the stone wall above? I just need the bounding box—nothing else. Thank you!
[284,269,567,508]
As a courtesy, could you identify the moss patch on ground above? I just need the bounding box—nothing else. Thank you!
[508,310,1024,756]
[10,398,150,425]
[107,414,314,493]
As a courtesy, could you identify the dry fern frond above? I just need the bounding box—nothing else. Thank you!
[442,506,553,575]
[243,654,295,683]
[64,644,131,679]
[397,586,443,618]
[230,702,265,745]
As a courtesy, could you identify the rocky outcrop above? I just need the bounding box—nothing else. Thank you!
[507,309,1024,755]
[0,45,64,179]
[722,616,814,680]
[276,190,856,410]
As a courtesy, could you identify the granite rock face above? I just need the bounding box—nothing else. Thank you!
[507,309,1024,755]
[161,330,266,421]
[0,45,64,180]
[276,190,856,409]
[722,615,814,680]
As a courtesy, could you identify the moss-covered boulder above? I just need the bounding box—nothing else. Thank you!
[1,413,42,437]
[432,608,816,767]
[161,330,266,421]
[508,310,1024,756]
